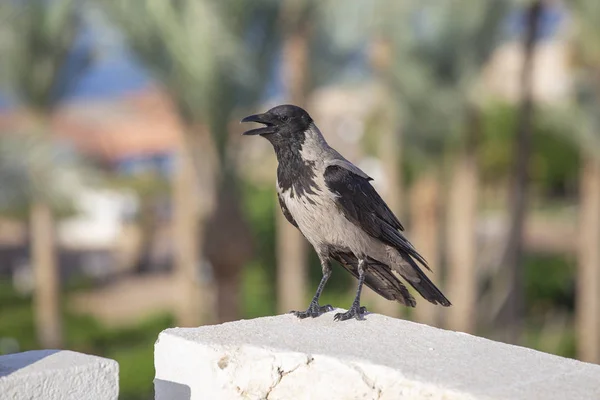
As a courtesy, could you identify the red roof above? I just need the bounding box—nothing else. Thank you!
[52,88,184,162]
[0,88,184,162]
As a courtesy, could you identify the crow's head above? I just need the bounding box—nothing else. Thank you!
[241,104,313,145]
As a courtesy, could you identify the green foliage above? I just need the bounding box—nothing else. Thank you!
[0,1,97,213]
[0,0,79,108]
[386,0,510,159]
[0,279,29,307]
[480,104,517,182]
[522,254,576,359]
[242,261,276,318]
[572,0,600,68]
[525,322,576,360]
[524,254,575,313]
[101,0,280,163]
[239,182,278,316]
[572,0,600,159]
[108,175,169,200]
[480,104,580,196]
[109,344,156,400]
[67,312,173,400]
[241,181,277,273]
[100,0,239,123]
[0,134,100,219]
[0,297,38,352]
[0,279,172,400]
[532,125,580,197]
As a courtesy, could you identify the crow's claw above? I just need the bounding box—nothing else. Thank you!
[334,304,368,321]
[291,302,334,319]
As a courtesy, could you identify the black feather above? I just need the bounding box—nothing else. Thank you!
[399,253,452,307]
[330,250,416,307]
[276,147,318,198]
[324,164,451,307]
[325,165,404,231]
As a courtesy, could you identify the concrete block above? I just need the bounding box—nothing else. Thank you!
[0,350,119,400]
[154,311,600,400]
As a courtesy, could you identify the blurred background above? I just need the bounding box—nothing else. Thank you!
[0,0,599,398]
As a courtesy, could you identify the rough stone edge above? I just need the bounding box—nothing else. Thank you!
[0,350,119,400]
[155,329,477,400]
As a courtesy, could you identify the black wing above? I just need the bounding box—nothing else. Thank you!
[277,192,298,228]
[325,164,451,307]
[330,250,416,307]
[323,164,429,266]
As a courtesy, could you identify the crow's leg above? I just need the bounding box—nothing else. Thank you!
[291,257,333,319]
[334,258,368,321]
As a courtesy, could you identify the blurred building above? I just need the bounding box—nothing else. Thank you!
[483,1,572,104]
[0,87,183,288]
[53,88,181,175]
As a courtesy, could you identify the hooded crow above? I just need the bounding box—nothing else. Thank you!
[242,104,451,321]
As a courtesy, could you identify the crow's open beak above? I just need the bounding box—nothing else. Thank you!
[241,113,275,136]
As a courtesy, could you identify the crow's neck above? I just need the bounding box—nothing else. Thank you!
[274,138,318,198]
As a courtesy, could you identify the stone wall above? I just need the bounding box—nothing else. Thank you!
[0,350,118,400]
[155,311,600,400]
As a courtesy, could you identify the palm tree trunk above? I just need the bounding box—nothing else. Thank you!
[172,142,201,326]
[135,195,158,274]
[410,172,441,326]
[576,155,600,363]
[494,1,542,344]
[445,110,479,333]
[31,200,62,348]
[276,210,307,313]
[364,36,403,317]
[204,178,255,323]
[445,152,478,333]
[277,5,309,313]
[172,131,218,326]
[372,101,403,318]
[216,273,241,323]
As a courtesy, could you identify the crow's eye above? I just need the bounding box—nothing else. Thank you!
[281,115,290,122]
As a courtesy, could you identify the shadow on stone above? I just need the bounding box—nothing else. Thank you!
[0,350,60,378]
[154,378,191,400]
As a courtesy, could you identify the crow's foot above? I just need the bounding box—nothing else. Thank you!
[334,304,367,321]
[291,302,334,319]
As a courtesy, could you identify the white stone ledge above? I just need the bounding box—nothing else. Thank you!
[0,350,119,400]
[155,311,600,400]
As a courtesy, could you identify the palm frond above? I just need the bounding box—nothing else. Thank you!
[0,0,80,109]
[387,0,510,154]
[572,0,600,67]
[0,131,97,216]
[102,0,247,124]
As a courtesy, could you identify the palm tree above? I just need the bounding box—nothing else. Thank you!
[103,0,280,324]
[445,107,480,333]
[284,1,507,323]
[577,153,600,363]
[0,0,86,348]
[572,0,600,363]
[274,0,311,314]
[274,1,406,317]
[380,0,509,329]
[494,0,543,344]
[365,35,410,317]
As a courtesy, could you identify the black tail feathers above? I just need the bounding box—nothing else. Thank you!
[402,254,451,307]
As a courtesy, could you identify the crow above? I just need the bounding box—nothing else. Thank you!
[241,104,451,321]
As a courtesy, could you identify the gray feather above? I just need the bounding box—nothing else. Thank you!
[325,158,372,181]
